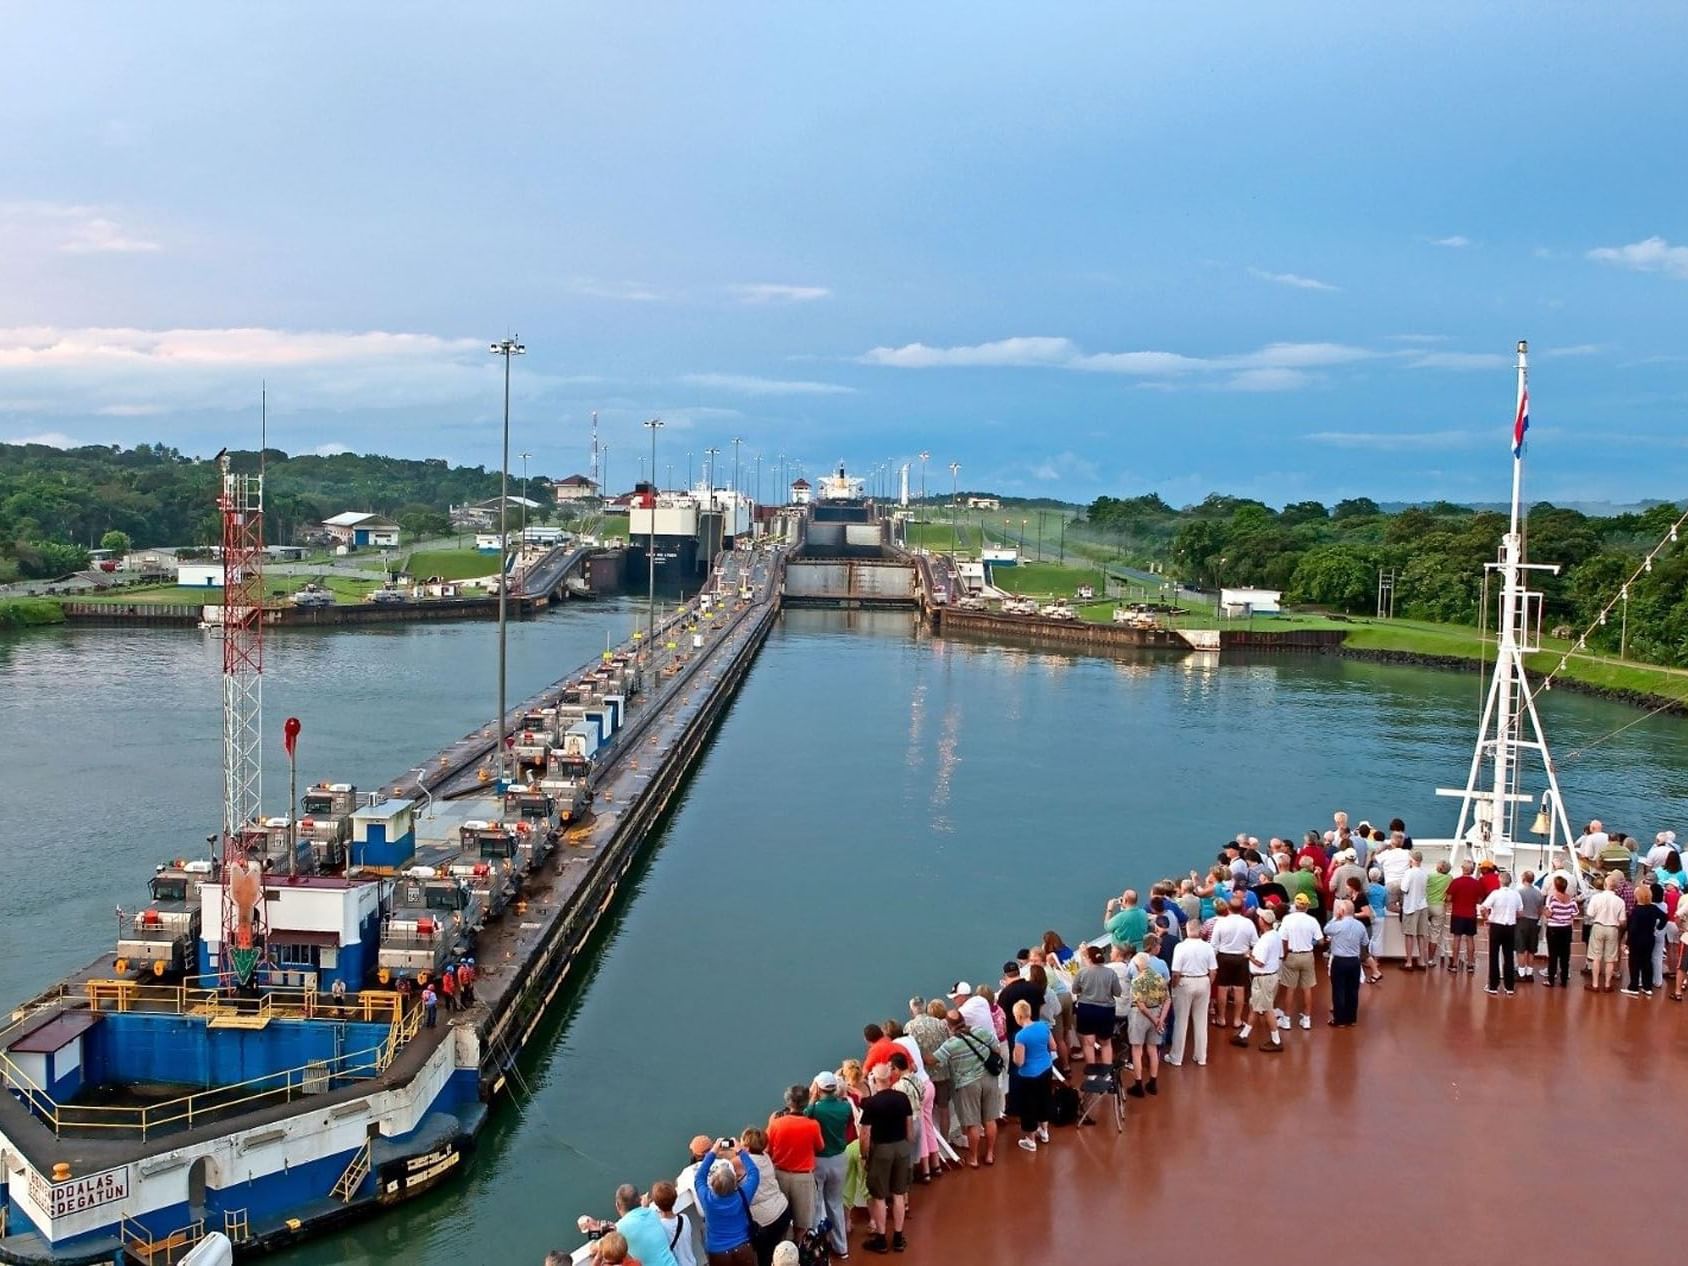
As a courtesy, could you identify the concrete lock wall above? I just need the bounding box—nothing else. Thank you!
[806,522,846,548]
[785,560,914,601]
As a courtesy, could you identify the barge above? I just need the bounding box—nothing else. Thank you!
[0,525,783,1264]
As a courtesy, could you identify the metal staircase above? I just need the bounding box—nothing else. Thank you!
[330,1138,373,1203]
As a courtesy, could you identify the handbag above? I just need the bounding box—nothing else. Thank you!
[958,1028,1005,1077]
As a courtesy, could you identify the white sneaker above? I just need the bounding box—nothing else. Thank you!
[1276,1015,1291,1030]
[1164,1057,1182,1066]
[1299,1014,1311,1030]
[1036,1125,1049,1143]
[1017,1138,1038,1153]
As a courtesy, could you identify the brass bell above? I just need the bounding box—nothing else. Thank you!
[1530,806,1550,836]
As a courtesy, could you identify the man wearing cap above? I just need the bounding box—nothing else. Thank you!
[1237,908,1285,1052]
[1277,894,1323,1030]
[952,981,993,1038]
[804,1073,852,1258]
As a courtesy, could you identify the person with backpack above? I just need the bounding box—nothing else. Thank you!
[936,1009,1002,1167]
[649,1180,698,1266]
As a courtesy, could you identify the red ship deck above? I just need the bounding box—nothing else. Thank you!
[896,964,1670,1264]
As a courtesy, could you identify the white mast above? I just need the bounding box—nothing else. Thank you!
[1436,339,1575,876]
[590,410,600,491]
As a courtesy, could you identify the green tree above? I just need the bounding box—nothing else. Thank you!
[1333,496,1381,521]
[1289,545,1377,612]
[99,529,132,554]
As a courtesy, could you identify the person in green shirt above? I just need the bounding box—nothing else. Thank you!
[805,1072,853,1258]
[1278,863,1319,915]
[1424,860,1453,968]
[1105,890,1150,949]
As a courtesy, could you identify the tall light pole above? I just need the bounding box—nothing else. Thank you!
[489,336,525,789]
[1036,511,1044,561]
[919,451,930,510]
[519,450,533,545]
[731,436,743,497]
[949,462,960,555]
[666,460,673,491]
[753,453,762,508]
[687,451,694,490]
[704,446,720,496]
[643,418,663,652]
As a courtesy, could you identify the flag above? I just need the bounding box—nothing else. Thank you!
[1512,386,1529,457]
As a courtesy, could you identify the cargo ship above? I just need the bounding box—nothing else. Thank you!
[0,454,784,1265]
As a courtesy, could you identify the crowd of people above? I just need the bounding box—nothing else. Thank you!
[553,811,1686,1266]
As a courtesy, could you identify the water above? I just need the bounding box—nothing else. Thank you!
[3,610,1686,1263]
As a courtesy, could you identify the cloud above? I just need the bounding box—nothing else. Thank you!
[3,430,80,448]
[1223,368,1310,392]
[1587,236,1688,281]
[1430,235,1471,248]
[1385,333,1447,344]
[1404,351,1512,371]
[313,442,351,456]
[1304,430,1477,451]
[1247,267,1339,292]
[680,372,854,396]
[0,201,161,255]
[1029,451,1101,483]
[861,336,1080,369]
[1543,343,1604,358]
[566,278,670,302]
[726,283,830,305]
[0,325,538,416]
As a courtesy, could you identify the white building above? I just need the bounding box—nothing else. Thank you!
[965,496,1002,510]
[175,562,223,588]
[789,478,812,506]
[552,474,599,503]
[321,512,400,548]
[1219,587,1282,616]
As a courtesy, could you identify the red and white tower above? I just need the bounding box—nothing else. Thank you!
[217,452,269,988]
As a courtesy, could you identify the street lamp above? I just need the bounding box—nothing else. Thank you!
[488,336,525,789]
[519,450,533,545]
[731,436,742,497]
[704,446,720,496]
[949,462,960,555]
[1036,511,1043,561]
[643,418,664,652]
[918,451,930,511]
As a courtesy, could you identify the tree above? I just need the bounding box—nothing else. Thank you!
[1332,496,1381,521]
[1289,545,1377,612]
[1279,500,1329,526]
[99,529,132,554]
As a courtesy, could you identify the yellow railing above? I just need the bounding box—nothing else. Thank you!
[120,1214,206,1264]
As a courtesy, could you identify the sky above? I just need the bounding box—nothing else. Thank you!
[2,2,1687,506]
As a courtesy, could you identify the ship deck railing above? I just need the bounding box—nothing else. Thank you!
[0,983,419,1141]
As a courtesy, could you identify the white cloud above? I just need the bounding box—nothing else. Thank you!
[4,430,80,448]
[1072,350,1207,375]
[1029,451,1101,483]
[1430,235,1471,248]
[860,336,1079,369]
[1404,351,1512,371]
[1544,343,1604,358]
[726,283,831,305]
[1247,267,1339,292]
[1587,236,1688,281]
[1223,367,1310,392]
[1305,430,1476,451]
[566,278,670,302]
[680,372,854,396]
[0,325,535,416]
[313,442,352,456]
[0,201,161,255]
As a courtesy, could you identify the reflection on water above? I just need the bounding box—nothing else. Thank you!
[4,607,1686,1264]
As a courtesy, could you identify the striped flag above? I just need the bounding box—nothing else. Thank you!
[1512,386,1530,457]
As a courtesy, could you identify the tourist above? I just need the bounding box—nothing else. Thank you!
[738,1127,791,1264]
[766,1086,823,1237]
[1399,850,1430,970]
[1586,872,1626,993]
[1325,899,1368,1027]
[1514,871,1544,981]
[650,1181,698,1266]
[1236,908,1284,1052]
[858,1064,913,1254]
[1024,953,1070,1053]
[951,981,993,1039]
[1542,875,1578,988]
[886,1051,936,1184]
[591,1231,631,1264]
[1674,898,1688,1002]
[1600,833,1635,875]
[1176,877,1203,928]
[1575,819,1609,865]
[1445,860,1484,975]
[937,1009,1000,1167]
[804,1073,851,1259]
[422,983,438,1028]
[1072,943,1124,1067]
[693,1140,759,1266]
[1361,872,1387,981]
[1105,889,1149,950]
[1041,929,1075,965]
[1657,849,1686,891]
[1277,893,1322,1030]
[1328,849,1365,903]
[1010,998,1057,1152]
[1375,834,1413,906]
[1645,831,1675,871]
[884,1020,926,1078]
[905,998,952,1140]
[1623,882,1668,997]
[1479,871,1522,995]
[861,1024,899,1075]
[577,1184,682,1266]
[996,961,1042,1116]
[1124,951,1169,1097]
[1424,860,1453,968]
[1167,924,1216,1067]
[1477,859,1503,898]
[1209,895,1258,1029]
[1646,880,1670,988]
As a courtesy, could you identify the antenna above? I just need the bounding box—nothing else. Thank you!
[590,411,600,491]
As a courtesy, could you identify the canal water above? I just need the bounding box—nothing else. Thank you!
[2,609,1685,1263]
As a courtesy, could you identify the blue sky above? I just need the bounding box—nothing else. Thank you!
[2,3,1686,505]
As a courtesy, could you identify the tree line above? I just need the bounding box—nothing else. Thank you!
[0,442,551,580]
[1081,492,1688,666]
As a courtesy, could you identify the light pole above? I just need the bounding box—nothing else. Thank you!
[519,450,532,546]
[1036,511,1043,561]
[687,451,694,490]
[704,446,720,496]
[919,451,929,511]
[488,336,525,789]
[731,436,742,497]
[666,461,673,491]
[753,453,762,507]
[949,462,960,555]
[1059,515,1066,564]
[643,418,663,652]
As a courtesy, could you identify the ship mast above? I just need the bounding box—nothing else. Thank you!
[1436,340,1574,872]
[218,442,269,988]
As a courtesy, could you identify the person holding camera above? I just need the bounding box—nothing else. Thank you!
[691,1138,759,1266]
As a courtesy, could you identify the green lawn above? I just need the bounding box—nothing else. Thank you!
[0,597,65,627]
[403,548,501,581]
[904,521,983,552]
[990,561,1109,597]
[79,573,387,605]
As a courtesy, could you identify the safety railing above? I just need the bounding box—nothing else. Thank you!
[120,1214,206,1264]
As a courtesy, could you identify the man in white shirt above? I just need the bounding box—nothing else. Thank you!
[1376,837,1414,904]
[1208,898,1258,1029]
[952,982,993,1037]
[1584,873,1627,992]
[1646,832,1675,870]
[1277,894,1324,1030]
[1237,909,1285,1052]
[1167,932,1217,1067]
[1479,872,1524,995]
[1575,819,1609,864]
[1398,850,1431,971]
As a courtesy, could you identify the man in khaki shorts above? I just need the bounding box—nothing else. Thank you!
[1585,871,1626,992]
[1399,850,1431,970]
[1277,893,1323,1031]
[1235,908,1284,1052]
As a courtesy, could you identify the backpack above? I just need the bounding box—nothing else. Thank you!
[1048,1084,1081,1127]
[797,1221,832,1266]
